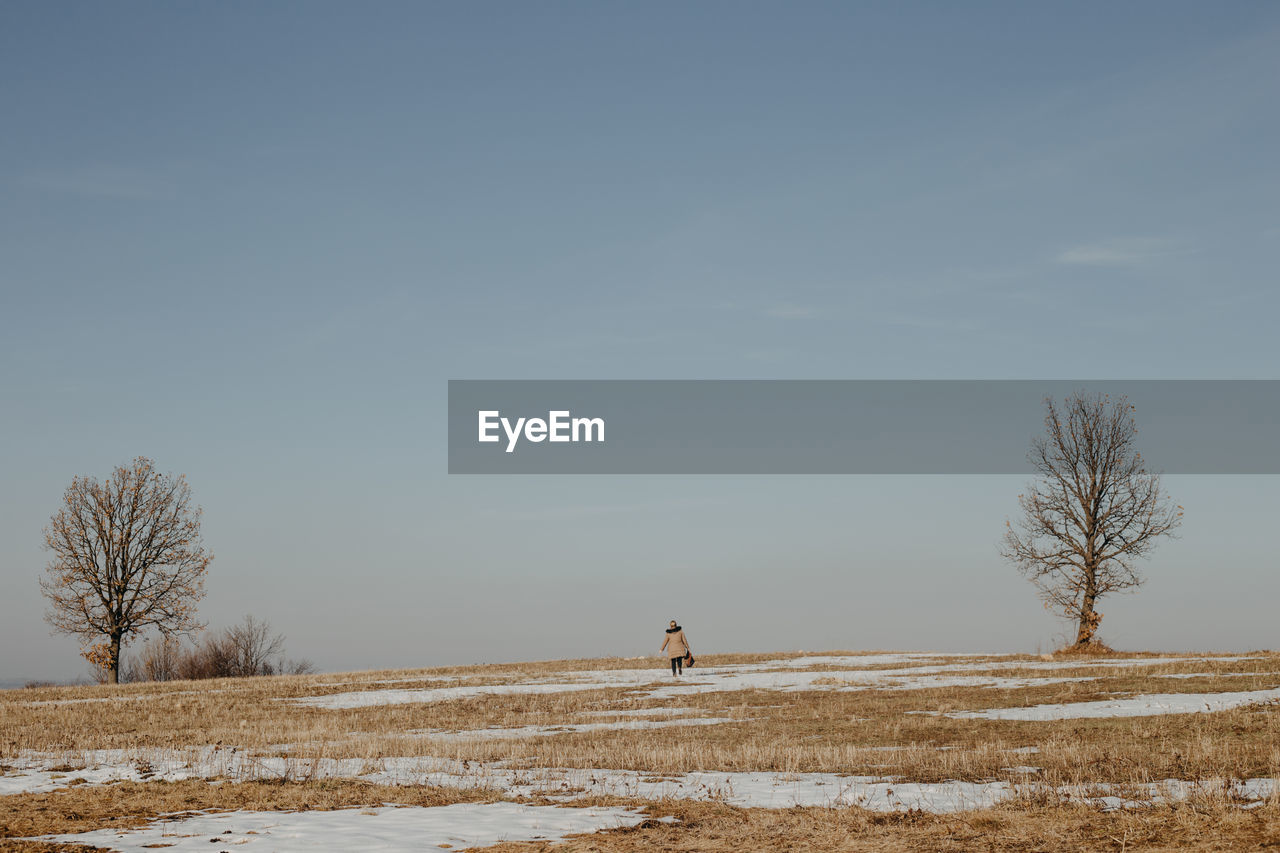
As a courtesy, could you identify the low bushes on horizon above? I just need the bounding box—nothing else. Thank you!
[118,615,314,683]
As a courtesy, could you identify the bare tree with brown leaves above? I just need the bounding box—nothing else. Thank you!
[1002,391,1182,649]
[40,457,212,683]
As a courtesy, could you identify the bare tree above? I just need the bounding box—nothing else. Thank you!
[224,614,286,676]
[126,634,185,683]
[1001,391,1182,648]
[174,632,234,680]
[280,656,317,676]
[40,457,212,683]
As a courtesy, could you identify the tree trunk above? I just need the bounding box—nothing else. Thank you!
[1075,586,1099,646]
[108,632,122,684]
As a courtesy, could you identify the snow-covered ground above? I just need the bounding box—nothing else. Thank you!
[30,803,660,852]
[3,746,995,808]
[7,652,1277,822]
[23,655,1256,716]
[6,746,1275,814]
[288,654,1260,710]
[944,687,1280,720]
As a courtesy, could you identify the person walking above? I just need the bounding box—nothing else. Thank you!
[661,620,691,676]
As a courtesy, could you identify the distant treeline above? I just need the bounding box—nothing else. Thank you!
[118,615,314,683]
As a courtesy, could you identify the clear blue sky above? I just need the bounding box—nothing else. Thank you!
[2,2,1278,681]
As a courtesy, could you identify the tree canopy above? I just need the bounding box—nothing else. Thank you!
[1002,391,1182,648]
[41,456,212,683]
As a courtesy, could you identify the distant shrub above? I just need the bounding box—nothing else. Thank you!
[121,615,314,681]
[122,635,185,683]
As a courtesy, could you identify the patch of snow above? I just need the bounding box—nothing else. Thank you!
[0,748,227,795]
[6,748,1276,813]
[0,749,1013,811]
[288,654,1270,711]
[312,675,458,687]
[289,663,1098,711]
[1155,672,1258,679]
[379,762,1015,812]
[1,764,140,796]
[946,687,1280,721]
[29,803,658,852]
[1059,777,1278,811]
[293,680,620,709]
[4,748,972,810]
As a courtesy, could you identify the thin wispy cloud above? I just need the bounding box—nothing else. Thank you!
[20,166,174,200]
[865,311,980,332]
[762,303,818,319]
[1054,238,1173,268]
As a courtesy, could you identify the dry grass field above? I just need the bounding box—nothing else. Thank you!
[3,649,1279,851]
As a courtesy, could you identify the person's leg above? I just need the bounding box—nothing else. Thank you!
[670,657,678,676]
[675,655,683,675]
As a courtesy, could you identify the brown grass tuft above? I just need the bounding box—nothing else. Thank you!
[1055,640,1118,656]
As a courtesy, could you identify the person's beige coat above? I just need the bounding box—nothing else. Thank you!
[661,626,690,658]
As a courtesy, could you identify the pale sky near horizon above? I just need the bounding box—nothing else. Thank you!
[2,2,1278,683]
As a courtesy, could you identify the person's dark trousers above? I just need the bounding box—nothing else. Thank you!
[671,656,683,675]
